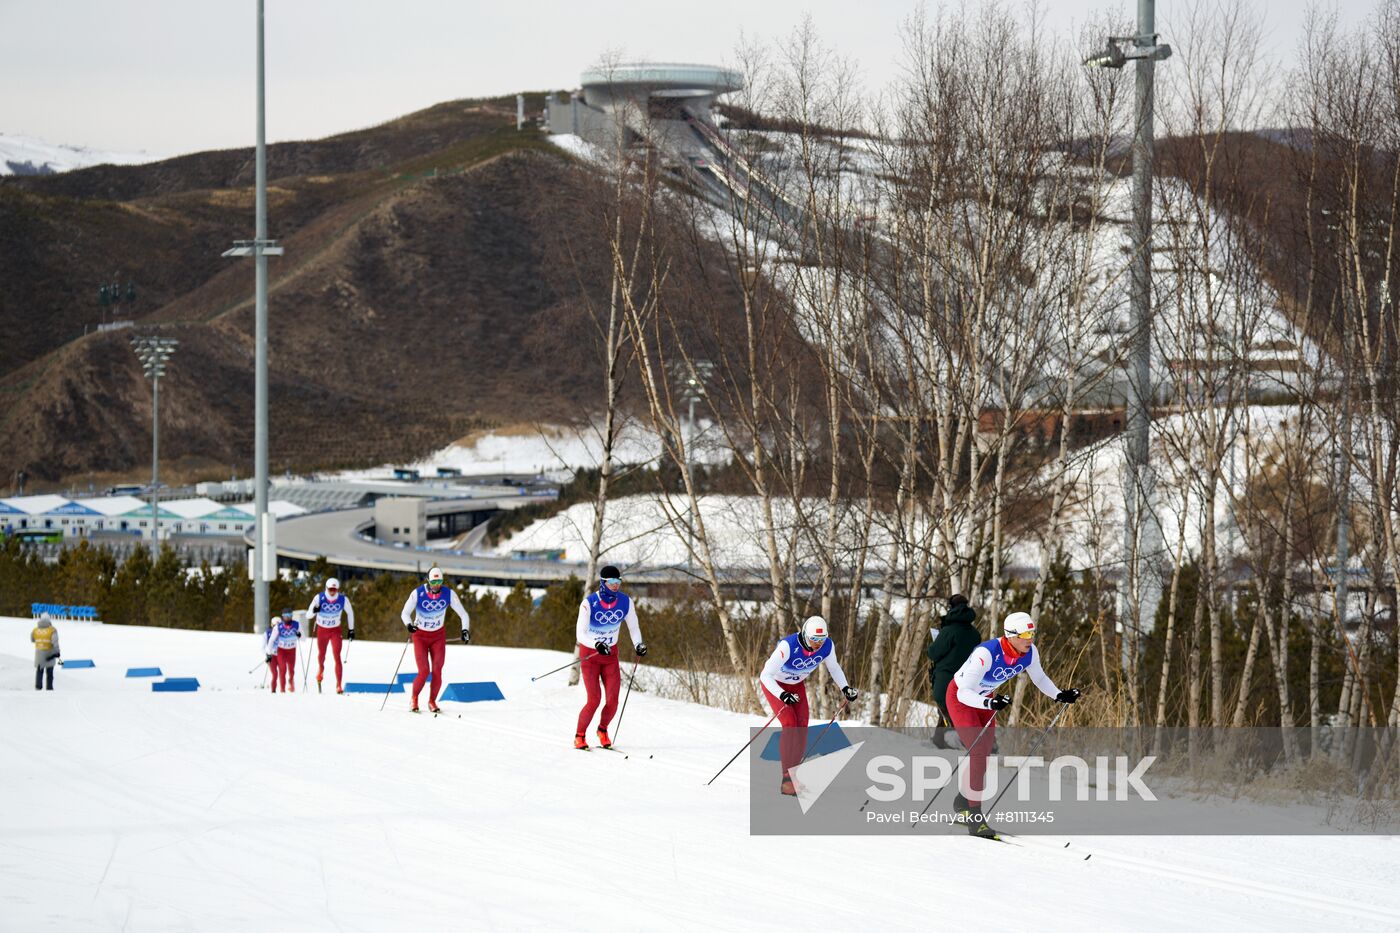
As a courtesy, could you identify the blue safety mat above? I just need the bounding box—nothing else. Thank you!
[62,659,95,669]
[438,682,505,703]
[396,672,432,685]
[152,678,199,692]
[345,682,404,694]
[760,723,851,761]
[127,667,162,677]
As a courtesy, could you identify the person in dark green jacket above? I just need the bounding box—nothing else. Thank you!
[927,594,979,745]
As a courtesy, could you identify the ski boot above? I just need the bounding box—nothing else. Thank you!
[428,702,441,714]
[953,793,978,825]
[316,673,323,693]
[410,702,420,714]
[596,728,612,749]
[780,774,797,796]
[574,733,589,750]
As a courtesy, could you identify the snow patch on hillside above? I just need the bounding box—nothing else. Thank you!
[0,133,156,175]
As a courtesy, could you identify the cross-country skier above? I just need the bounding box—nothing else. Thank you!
[948,611,1081,837]
[573,565,645,750]
[307,577,354,694]
[399,567,469,713]
[758,616,859,796]
[263,608,302,694]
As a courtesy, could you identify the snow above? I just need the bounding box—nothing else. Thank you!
[547,133,609,167]
[0,133,156,176]
[2,617,1398,930]
[330,419,730,483]
[1,617,1397,930]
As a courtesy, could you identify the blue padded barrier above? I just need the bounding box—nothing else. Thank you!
[345,682,404,694]
[438,682,504,703]
[396,672,431,685]
[127,667,163,677]
[62,659,95,669]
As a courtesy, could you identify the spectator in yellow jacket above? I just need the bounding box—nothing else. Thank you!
[31,614,61,691]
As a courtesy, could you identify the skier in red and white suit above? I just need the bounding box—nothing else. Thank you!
[948,611,1080,836]
[263,609,302,693]
[399,568,470,713]
[758,616,859,795]
[307,577,354,693]
[573,565,645,750]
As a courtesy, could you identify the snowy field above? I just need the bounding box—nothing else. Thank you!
[2,617,1398,932]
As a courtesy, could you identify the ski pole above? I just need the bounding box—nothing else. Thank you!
[918,710,1000,818]
[248,659,266,675]
[380,634,412,712]
[982,703,1070,819]
[706,708,782,786]
[801,698,850,767]
[302,635,311,692]
[531,657,581,682]
[611,657,641,742]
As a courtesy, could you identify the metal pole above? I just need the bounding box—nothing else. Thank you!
[1122,0,1161,659]
[253,0,270,637]
[151,369,160,547]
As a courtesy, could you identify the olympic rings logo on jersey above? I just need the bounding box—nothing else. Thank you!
[989,666,1023,683]
[593,609,625,625]
[421,598,448,612]
[788,654,824,671]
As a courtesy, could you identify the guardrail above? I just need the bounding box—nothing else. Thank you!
[31,603,101,622]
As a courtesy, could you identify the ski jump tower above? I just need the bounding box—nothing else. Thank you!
[546,62,742,155]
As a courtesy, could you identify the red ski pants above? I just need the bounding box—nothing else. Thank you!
[576,645,621,735]
[761,681,810,776]
[946,681,996,804]
[274,646,297,692]
[412,628,446,705]
[316,625,344,685]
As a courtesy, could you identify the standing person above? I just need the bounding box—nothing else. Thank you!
[263,609,302,694]
[307,577,355,694]
[927,595,980,748]
[400,567,470,714]
[948,611,1081,837]
[31,613,60,691]
[758,616,859,796]
[573,565,646,750]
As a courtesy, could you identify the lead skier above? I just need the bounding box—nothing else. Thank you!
[307,577,355,693]
[573,565,645,750]
[948,611,1081,837]
[758,616,859,796]
[399,567,470,713]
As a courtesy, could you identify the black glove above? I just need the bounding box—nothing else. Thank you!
[1056,688,1082,704]
[265,656,274,667]
[406,622,418,634]
[594,641,611,656]
[988,694,1012,711]
[841,686,859,704]
[346,628,355,641]
[635,643,647,657]
[295,630,302,638]
[460,629,471,645]
[780,690,799,706]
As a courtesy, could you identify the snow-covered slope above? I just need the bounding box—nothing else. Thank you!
[1,617,1396,931]
[0,133,154,176]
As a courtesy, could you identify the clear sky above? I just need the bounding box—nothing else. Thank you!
[0,0,1372,158]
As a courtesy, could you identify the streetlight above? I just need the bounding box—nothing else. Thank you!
[130,336,178,545]
[1085,3,1171,661]
[222,0,284,635]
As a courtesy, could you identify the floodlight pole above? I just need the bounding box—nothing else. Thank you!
[223,0,283,635]
[1123,0,1162,655]
[131,337,178,547]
